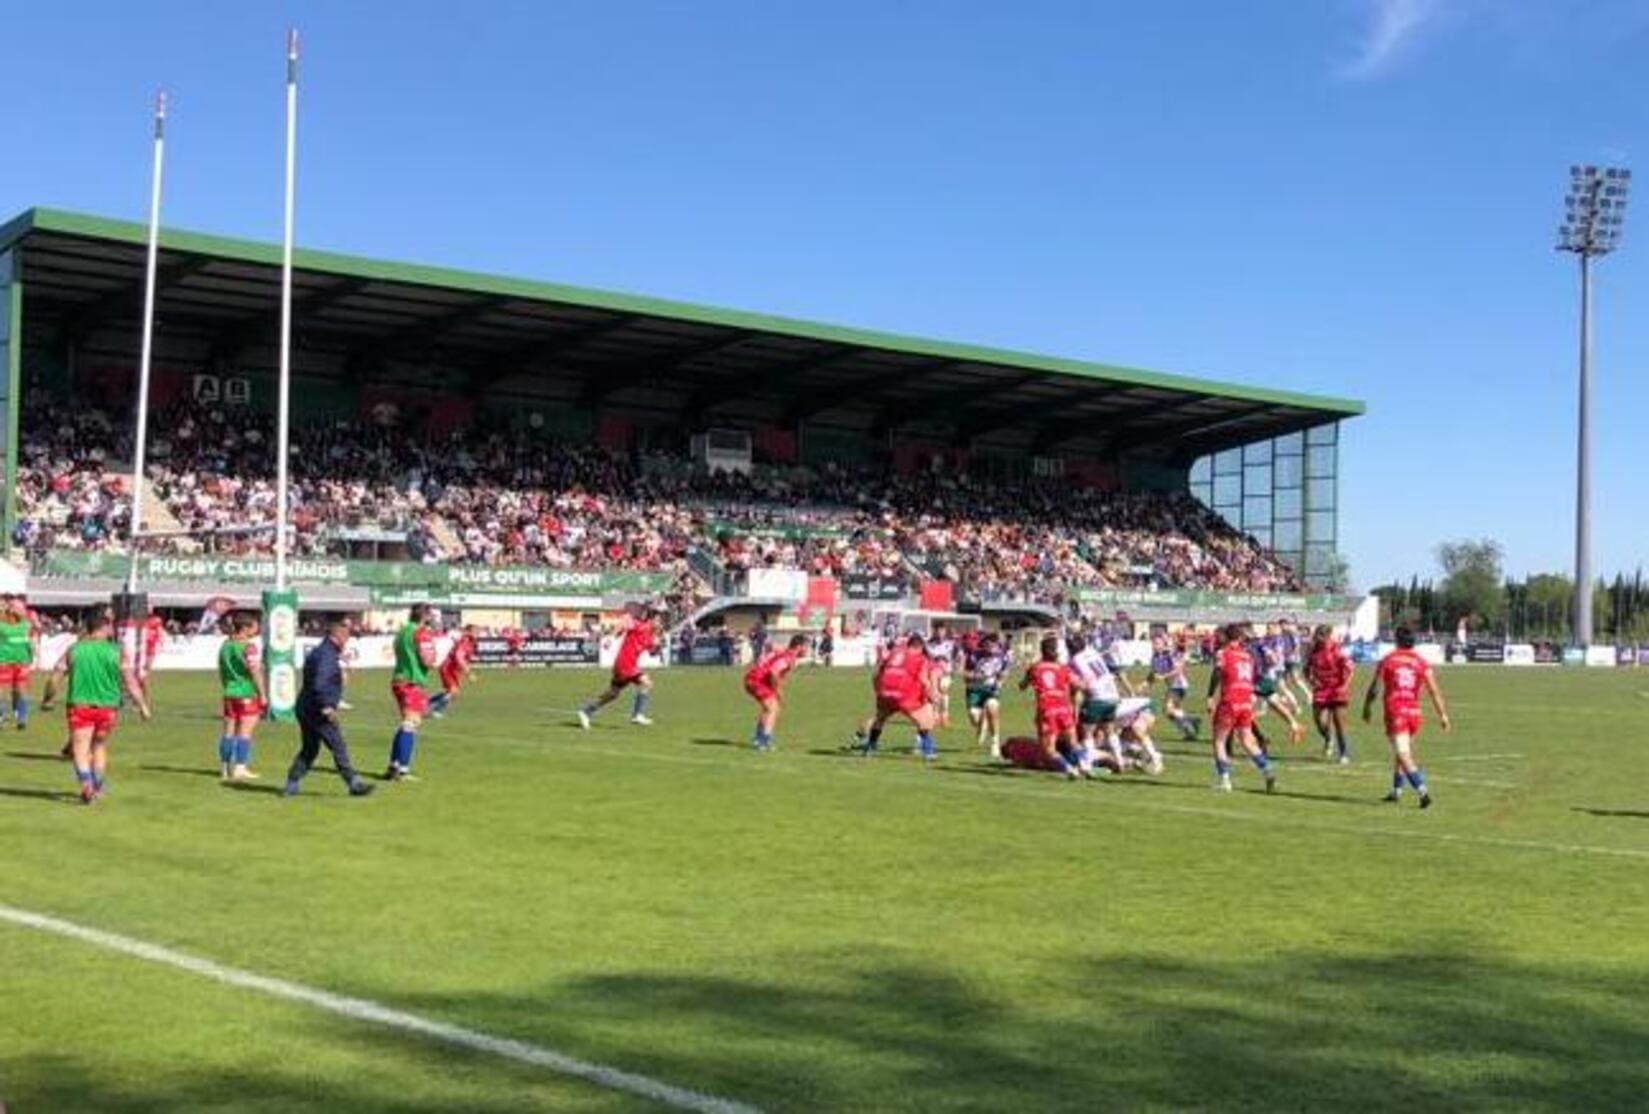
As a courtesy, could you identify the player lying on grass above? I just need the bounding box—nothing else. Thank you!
[578,606,661,729]
[854,633,942,760]
[216,614,267,781]
[963,630,1011,760]
[40,612,151,804]
[1306,624,1355,764]
[1146,629,1200,742]
[744,634,808,751]
[429,624,477,718]
[1000,694,1162,777]
[1363,626,1450,809]
[1207,623,1278,794]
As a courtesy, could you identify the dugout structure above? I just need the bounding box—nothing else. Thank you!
[0,207,1362,586]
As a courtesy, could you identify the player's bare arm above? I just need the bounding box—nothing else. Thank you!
[1424,673,1452,732]
[122,665,152,720]
[1360,676,1381,723]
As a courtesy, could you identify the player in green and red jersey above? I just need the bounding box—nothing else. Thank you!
[0,594,39,730]
[41,612,150,804]
[217,614,268,781]
[386,603,440,781]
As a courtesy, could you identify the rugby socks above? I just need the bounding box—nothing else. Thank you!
[429,692,450,713]
[1214,758,1232,777]
[1335,727,1350,759]
[390,728,416,770]
[218,735,235,767]
[1391,770,1404,795]
[12,694,27,726]
[578,699,598,718]
[751,724,772,750]
[1405,767,1428,794]
[859,726,882,754]
[232,736,252,767]
[916,731,937,760]
[1250,753,1272,775]
[631,691,650,719]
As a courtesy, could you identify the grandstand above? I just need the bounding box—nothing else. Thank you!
[0,206,1363,627]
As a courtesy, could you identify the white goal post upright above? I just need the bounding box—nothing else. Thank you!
[125,90,167,597]
[275,27,299,592]
[263,29,302,722]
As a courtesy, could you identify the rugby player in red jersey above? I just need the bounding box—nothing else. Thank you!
[1362,626,1450,808]
[429,624,478,719]
[1206,623,1278,793]
[578,606,661,728]
[1306,624,1355,764]
[854,633,941,760]
[137,612,166,702]
[745,634,809,751]
[1005,635,1088,779]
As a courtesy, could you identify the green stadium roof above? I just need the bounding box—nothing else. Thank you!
[0,206,1362,460]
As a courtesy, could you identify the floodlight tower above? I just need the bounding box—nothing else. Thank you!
[1557,165,1630,648]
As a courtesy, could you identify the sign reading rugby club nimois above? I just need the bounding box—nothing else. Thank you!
[38,551,673,597]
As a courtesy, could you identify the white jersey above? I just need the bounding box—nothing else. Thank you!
[1070,646,1120,702]
[926,639,957,668]
[1115,696,1153,727]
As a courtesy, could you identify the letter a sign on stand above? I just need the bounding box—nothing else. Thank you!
[262,589,299,722]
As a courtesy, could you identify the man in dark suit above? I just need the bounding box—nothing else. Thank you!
[284,620,374,798]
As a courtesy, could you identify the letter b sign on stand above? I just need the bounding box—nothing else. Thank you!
[262,589,299,722]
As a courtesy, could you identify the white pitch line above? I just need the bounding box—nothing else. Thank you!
[0,903,760,1114]
[1429,754,1525,763]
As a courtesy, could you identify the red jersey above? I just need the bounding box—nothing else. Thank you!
[1307,641,1353,701]
[1214,644,1255,706]
[745,647,801,691]
[446,634,475,672]
[1022,661,1074,715]
[874,646,924,701]
[142,616,166,656]
[613,622,657,678]
[1376,649,1430,716]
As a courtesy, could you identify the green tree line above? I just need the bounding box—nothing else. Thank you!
[1371,538,1649,643]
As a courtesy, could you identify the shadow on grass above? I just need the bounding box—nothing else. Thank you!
[5,750,68,763]
[687,737,741,748]
[349,948,1649,1112]
[0,785,80,803]
[138,764,223,780]
[7,948,1649,1111]
[1574,807,1649,820]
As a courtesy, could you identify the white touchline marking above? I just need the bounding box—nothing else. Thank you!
[1429,753,1524,763]
[0,903,761,1114]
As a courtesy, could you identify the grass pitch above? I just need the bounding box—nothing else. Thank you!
[3,663,1649,1112]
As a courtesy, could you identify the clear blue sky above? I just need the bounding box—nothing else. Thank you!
[5,1,1647,589]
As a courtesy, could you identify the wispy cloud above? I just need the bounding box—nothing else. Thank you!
[1338,0,1444,80]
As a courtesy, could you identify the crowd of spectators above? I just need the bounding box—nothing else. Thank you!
[12,400,1301,600]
